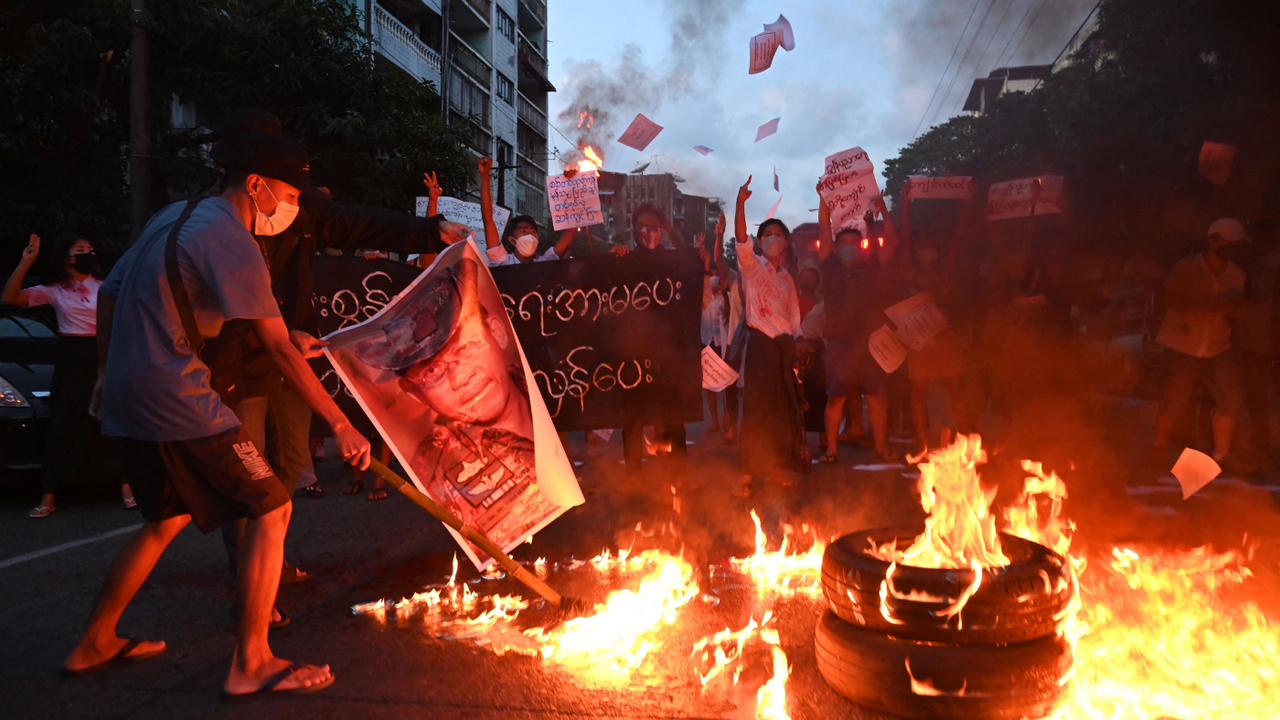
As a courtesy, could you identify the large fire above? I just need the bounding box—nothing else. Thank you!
[354,433,1279,719]
[574,145,603,175]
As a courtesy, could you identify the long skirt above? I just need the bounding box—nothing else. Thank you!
[41,336,123,493]
[739,328,805,477]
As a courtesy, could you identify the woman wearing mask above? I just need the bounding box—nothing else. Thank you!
[733,177,805,497]
[473,157,587,265]
[3,233,130,517]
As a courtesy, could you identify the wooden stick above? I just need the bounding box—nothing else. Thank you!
[366,458,564,609]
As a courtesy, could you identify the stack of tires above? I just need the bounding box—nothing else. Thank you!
[815,528,1076,720]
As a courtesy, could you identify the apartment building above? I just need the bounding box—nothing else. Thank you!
[363,0,554,227]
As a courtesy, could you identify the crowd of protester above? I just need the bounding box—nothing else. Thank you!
[5,105,1278,697]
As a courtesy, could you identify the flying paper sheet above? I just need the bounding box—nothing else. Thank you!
[818,146,880,232]
[749,31,781,74]
[763,14,795,52]
[884,292,949,351]
[764,193,784,221]
[545,171,603,231]
[416,196,512,236]
[773,165,779,191]
[701,345,740,392]
[986,175,1065,220]
[1171,448,1221,499]
[755,117,780,142]
[693,145,714,156]
[617,113,664,151]
[322,242,583,570]
[904,176,976,200]
[868,325,907,373]
[1198,141,1237,186]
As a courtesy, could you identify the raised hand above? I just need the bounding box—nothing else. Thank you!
[422,171,443,198]
[477,156,494,174]
[20,234,39,265]
[715,212,726,237]
[737,176,753,205]
[696,232,710,265]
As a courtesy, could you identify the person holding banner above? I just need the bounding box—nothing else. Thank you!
[815,184,901,462]
[734,176,805,497]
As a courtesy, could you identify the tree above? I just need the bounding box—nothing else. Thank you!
[0,0,474,257]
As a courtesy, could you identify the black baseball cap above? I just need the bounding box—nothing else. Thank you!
[217,132,311,190]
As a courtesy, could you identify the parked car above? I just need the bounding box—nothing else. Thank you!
[0,310,55,478]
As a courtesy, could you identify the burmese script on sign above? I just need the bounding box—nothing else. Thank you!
[546,171,603,232]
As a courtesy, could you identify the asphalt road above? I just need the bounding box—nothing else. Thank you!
[2,404,1278,720]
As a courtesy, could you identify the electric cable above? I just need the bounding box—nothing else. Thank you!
[911,0,983,139]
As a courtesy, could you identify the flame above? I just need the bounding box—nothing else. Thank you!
[577,110,593,129]
[574,145,603,175]
[874,434,1008,569]
[730,510,826,600]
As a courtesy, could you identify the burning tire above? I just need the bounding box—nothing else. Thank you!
[821,528,1073,645]
[813,609,1073,720]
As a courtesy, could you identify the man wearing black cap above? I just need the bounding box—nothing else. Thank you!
[63,133,370,699]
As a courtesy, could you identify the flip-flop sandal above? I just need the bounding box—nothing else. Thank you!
[343,481,362,495]
[220,663,336,704]
[303,484,325,499]
[61,638,166,678]
[229,604,291,629]
[818,453,839,463]
[280,566,313,585]
[367,489,388,501]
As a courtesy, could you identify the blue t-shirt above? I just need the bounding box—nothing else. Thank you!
[100,198,281,441]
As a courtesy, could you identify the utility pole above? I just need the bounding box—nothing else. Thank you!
[441,0,451,124]
[128,0,150,240]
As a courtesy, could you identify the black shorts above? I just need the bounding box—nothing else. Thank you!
[122,425,291,533]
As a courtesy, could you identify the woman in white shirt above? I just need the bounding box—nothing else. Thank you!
[732,176,806,497]
[3,233,130,518]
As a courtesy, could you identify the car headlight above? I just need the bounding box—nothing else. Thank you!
[0,374,30,407]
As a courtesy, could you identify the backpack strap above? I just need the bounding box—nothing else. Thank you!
[164,199,206,354]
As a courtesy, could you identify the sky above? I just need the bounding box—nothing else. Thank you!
[544,0,1098,230]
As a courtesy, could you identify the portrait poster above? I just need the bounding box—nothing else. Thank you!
[322,242,584,570]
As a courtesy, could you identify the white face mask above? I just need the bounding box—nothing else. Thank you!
[515,233,539,257]
[762,236,786,257]
[253,181,299,236]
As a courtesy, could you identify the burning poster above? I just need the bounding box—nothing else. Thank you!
[323,242,584,570]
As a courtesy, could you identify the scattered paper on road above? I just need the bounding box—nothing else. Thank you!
[868,325,907,373]
[617,113,664,151]
[593,428,614,442]
[701,345,740,392]
[1171,448,1221,499]
[755,117,780,142]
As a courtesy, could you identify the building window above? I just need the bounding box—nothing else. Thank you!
[496,8,515,43]
[497,139,515,169]
[496,73,514,105]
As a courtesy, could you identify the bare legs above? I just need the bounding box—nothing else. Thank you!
[824,396,847,456]
[867,394,889,456]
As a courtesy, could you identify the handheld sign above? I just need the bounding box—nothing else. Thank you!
[987,175,1065,220]
[904,176,976,200]
[884,292,949,351]
[545,171,603,231]
[701,345,739,392]
[617,113,664,151]
[818,146,880,232]
[416,196,511,234]
[868,325,907,374]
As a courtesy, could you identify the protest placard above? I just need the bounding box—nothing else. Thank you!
[1198,141,1237,186]
[545,171,603,231]
[322,242,583,570]
[868,325,907,374]
[749,30,781,74]
[617,113,663,151]
[904,176,976,200]
[884,292,949,351]
[701,345,740,392]
[986,175,1065,220]
[415,196,512,234]
[818,146,880,232]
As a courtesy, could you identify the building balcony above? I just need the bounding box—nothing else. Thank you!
[516,92,547,135]
[458,0,491,26]
[516,180,549,226]
[451,111,492,155]
[517,33,547,75]
[450,32,492,86]
[449,68,491,127]
[373,3,443,85]
[516,156,546,186]
[518,0,546,29]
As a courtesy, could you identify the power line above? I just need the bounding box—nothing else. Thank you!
[1030,0,1104,92]
[911,0,982,139]
[1005,0,1050,68]
[947,0,1017,119]
[993,0,1042,70]
[927,0,997,131]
